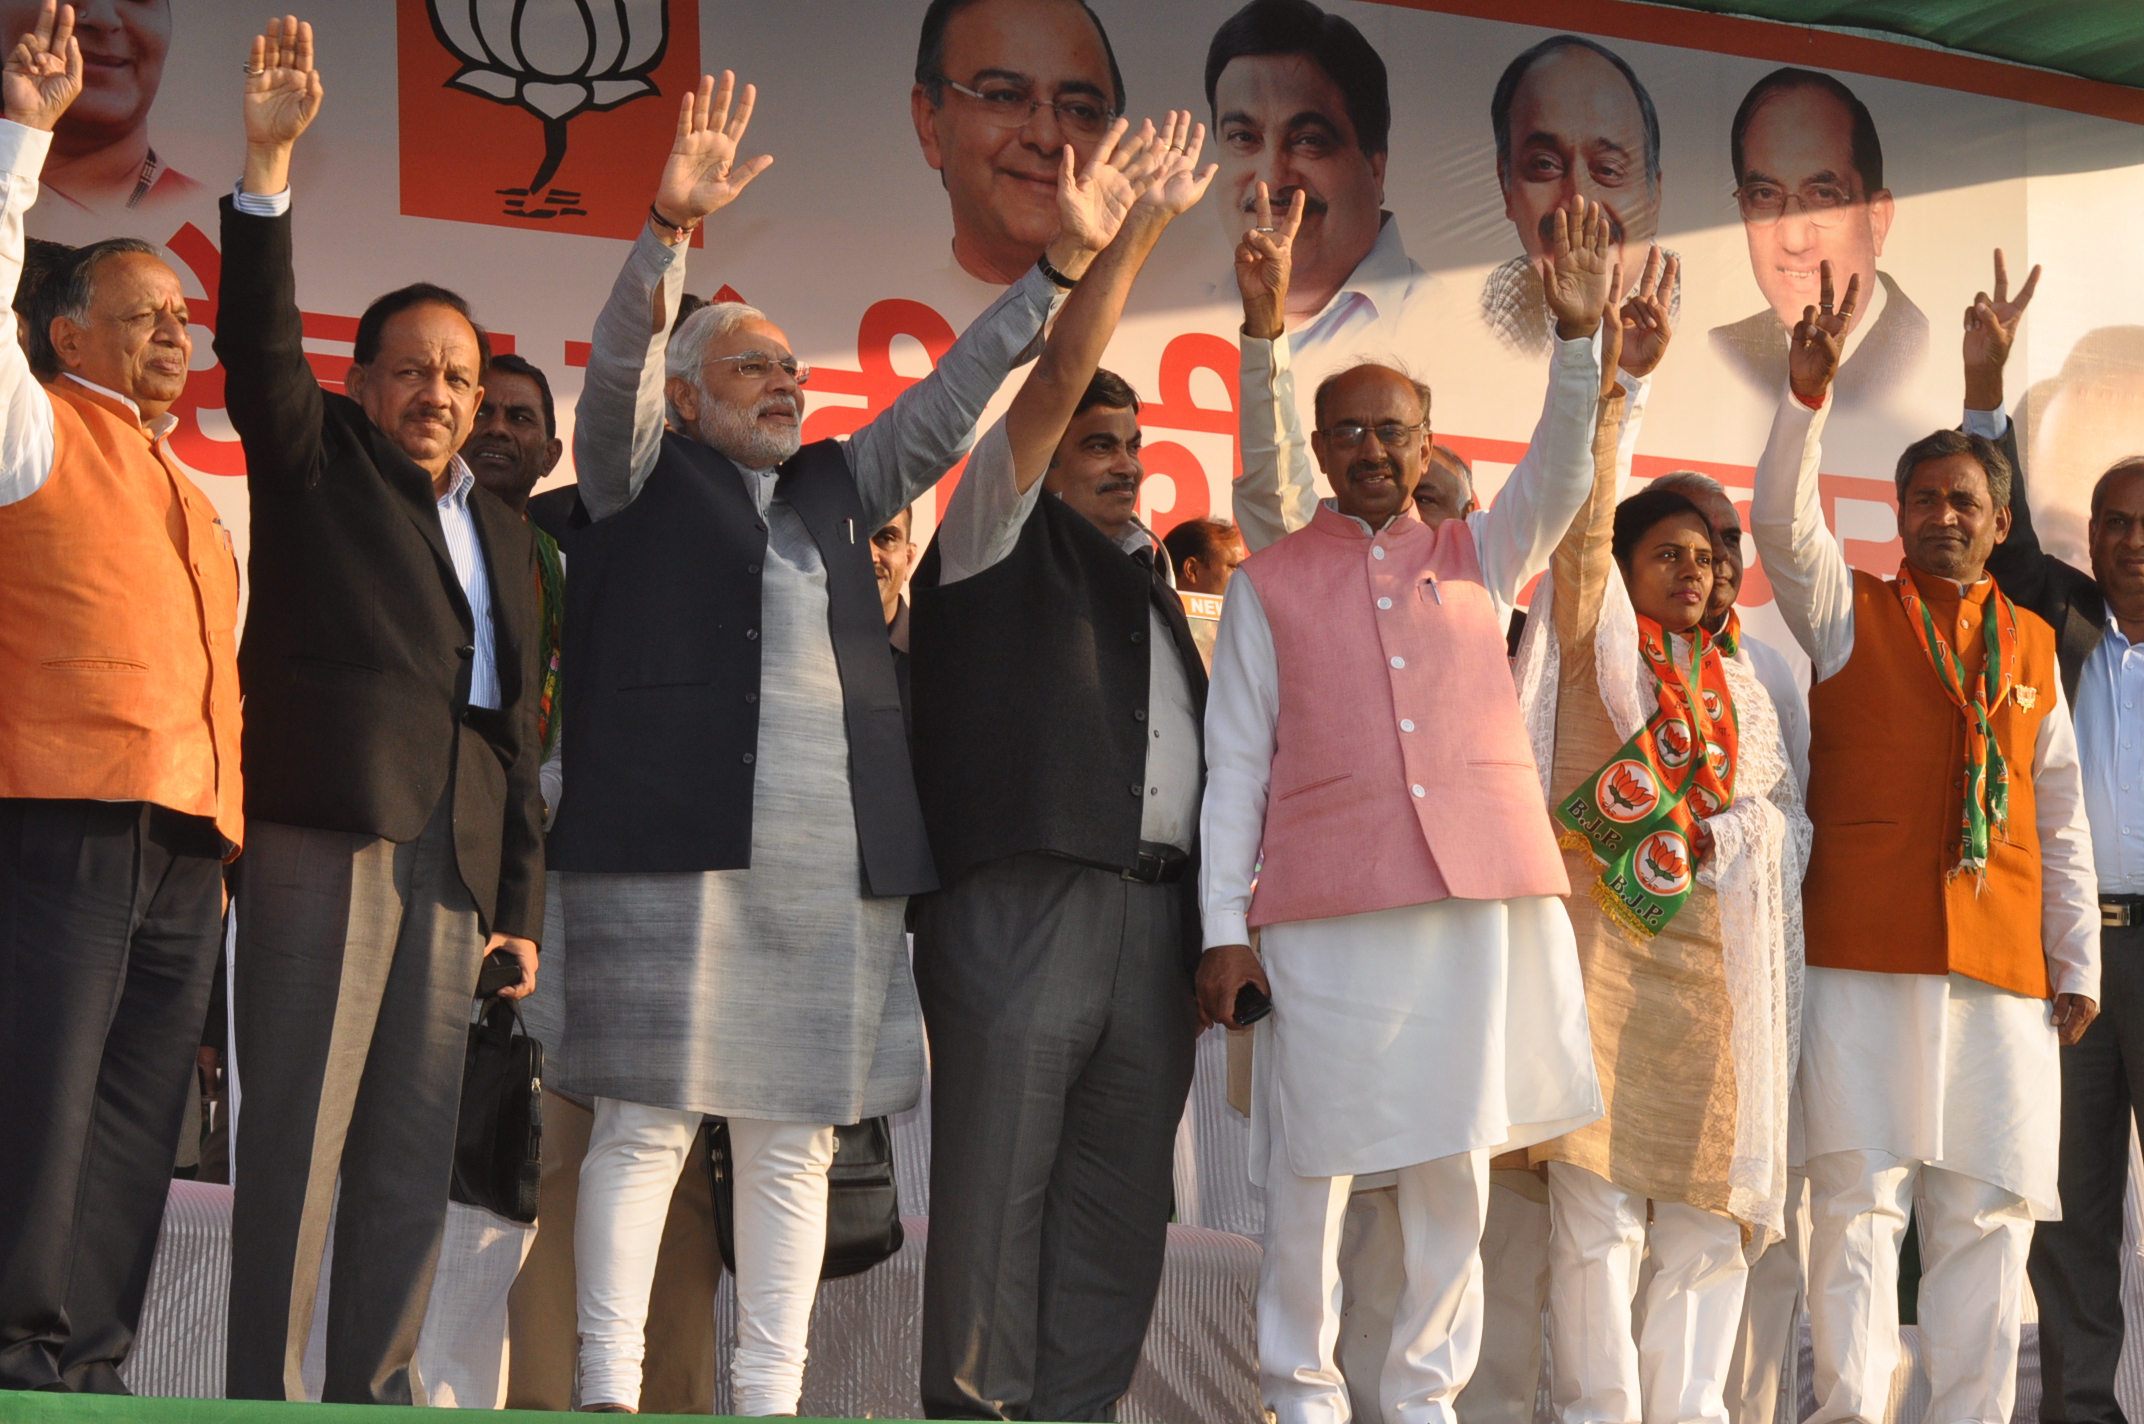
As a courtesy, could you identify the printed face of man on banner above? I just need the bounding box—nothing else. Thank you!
[1731,72,1894,338]
[1205,0,1389,326]
[1493,37,1659,273]
[1709,67,1925,404]
[909,0,1124,286]
[1,0,198,213]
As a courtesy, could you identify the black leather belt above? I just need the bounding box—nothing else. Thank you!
[2105,895,2144,929]
[1053,843,1190,885]
[1122,845,1190,885]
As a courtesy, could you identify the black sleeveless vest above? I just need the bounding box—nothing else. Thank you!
[546,433,935,896]
[909,494,1206,886]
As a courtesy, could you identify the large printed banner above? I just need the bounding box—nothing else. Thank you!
[24,0,2144,655]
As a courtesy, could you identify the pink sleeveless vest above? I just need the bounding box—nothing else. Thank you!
[1245,503,1568,927]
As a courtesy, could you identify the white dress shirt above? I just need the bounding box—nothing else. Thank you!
[933,416,1202,852]
[2075,621,2144,895]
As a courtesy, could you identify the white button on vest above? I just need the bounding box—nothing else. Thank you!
[1411,784,1426,798]
[1390,655,1405,669]
[1377,597,1392,610]
[1400,719,1415,732]
[1372,546,1387,560]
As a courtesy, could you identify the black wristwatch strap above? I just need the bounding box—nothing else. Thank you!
[1037,252,1078,289]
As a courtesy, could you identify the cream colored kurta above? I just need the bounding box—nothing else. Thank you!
[1516,389,1809,1240]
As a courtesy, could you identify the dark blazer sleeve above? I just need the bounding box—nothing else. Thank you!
[213,196,324,481]
[470,494,547,943]
[1985,417,2057,616]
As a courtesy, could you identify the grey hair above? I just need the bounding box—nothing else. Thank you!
[29,237,160,381]
[664,300,770,428]
[1649,470,1728,501]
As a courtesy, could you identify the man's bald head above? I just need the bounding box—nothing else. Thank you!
[1310,362,1433,527]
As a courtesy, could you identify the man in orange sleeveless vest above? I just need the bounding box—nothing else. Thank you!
[1751,261,2101,1424]
[0,3,243,1395]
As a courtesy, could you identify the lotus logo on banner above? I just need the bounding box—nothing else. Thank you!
[398,0,699,237]
[429,0,668,192]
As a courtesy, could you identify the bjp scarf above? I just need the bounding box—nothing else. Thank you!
[1556,611,1740,938]
[1897,564,2019,883]
[535,527,565,761]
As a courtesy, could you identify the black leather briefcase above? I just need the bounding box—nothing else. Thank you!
[706,1116,905,1279]
[449,996,544,1224]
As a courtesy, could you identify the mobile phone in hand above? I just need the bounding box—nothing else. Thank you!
[1233,982,1273,1027]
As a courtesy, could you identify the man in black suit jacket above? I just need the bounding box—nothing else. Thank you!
[216,22,543,1406]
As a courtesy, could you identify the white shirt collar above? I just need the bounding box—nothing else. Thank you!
[1298,212,1416,335]
[59,373,178,440]
[436,455,475,507]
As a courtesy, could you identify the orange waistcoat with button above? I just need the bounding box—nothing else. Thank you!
[1243,502,1569,927]
[0,377,243,849]
[1804,566,2058,997]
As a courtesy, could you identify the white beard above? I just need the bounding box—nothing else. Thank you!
[697,393,803,469]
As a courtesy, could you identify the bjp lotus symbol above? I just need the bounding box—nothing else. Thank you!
[1595,759,1659,824]
[1635,830,1692,896]
[428,0,670,192]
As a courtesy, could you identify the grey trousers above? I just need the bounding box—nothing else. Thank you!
[2028,921,2144,1424]
[226,792,485,1405]
[913,854,1198,1421]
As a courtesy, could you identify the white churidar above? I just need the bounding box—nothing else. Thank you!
[574,1098,834,1415]
[1545,1161,1749,1424]
[1801,1149,2034,1424]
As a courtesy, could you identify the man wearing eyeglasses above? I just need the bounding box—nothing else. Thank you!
[1710,67,1926,407]
[546,73,1147,1416]
[1203,194,1627,1424]
[910,0,1123,286]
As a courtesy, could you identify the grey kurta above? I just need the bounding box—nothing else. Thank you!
[556,227,1061,1123]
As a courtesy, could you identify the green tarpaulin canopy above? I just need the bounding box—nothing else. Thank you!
[1669,1,2144,90]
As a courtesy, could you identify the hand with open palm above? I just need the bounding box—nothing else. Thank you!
[1052,117,1151,258]
[1131,110,1217,222]
[1539,196,1615,341]
[240,15,323,195]
[3,0,79,134]
[653,71,773,236]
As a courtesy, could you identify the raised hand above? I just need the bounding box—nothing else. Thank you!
[3,0,79,133]
[1788,259,1859,406]
[1053,117,1148,257]
[1233,182,1302,341]
[1539,196,1614,340]
[244,16,322,152]
[653,72,773,233]
[1131,110,1217,221]
[1963,247,2040,410]
[1616,247,1679,379]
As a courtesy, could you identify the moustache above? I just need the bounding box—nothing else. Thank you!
[1346,459,1395,481]
[1243,187,1329,220]
[1095,477,1140,497]
[1538,206,1628,248]
[754,396,801,419]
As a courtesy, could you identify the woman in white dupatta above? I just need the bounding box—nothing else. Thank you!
[1512,251,1811,1424]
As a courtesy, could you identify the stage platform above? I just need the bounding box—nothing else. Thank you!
[0,1398,793,1423]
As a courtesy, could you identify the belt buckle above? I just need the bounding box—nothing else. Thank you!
[1123,852,1161,884]
[2107,903,2135,929]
